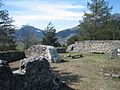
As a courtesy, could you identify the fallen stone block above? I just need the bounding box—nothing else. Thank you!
[72,54,83,59]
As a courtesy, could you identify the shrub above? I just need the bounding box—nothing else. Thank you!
[67,35,78,46]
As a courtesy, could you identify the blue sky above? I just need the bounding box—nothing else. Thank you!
[2,0,120,32]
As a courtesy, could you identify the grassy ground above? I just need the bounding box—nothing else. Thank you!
[9,52,120,90]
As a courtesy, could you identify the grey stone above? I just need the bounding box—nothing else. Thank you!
[21,57,55,90]
[67,44,75,52]
[111,74,120,78]
[25,45,61,63]
[104,73,111,77]
[13,69,25,75]
[0,60,14,90]
[64,54,71,57]
[111,47,120,59]
[0,57,63,90]
[67,40,120,53]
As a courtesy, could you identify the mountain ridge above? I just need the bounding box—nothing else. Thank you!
[16,25,79,42]
[15,13,120,43]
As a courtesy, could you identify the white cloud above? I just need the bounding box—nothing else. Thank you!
[4,0,86,30]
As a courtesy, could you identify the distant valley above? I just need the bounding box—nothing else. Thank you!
[16,25,79,43]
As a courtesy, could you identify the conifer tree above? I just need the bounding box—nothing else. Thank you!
[79,0,113,40]
[41,22,60,47]
[0,0,16,51]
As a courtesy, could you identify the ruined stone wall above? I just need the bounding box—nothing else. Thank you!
[25,45,47,57]
[0,50,25,62]
[0,57,62,90]
[25,45,61,63]
[67,40,120,53]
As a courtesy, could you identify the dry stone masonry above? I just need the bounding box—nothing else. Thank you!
[111,47,120,59]
[0,57,63,90]
[25,45,61,63]
[67,40,120,53]
[0,51,25,62]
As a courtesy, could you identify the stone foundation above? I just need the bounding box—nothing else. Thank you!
[67,40,120,53]
[0,50,25,62]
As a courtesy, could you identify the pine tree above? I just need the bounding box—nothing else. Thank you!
[79,0,113,40]
[41,22,60,47]
[0,0,16,51]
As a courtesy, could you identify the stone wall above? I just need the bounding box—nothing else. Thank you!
[0,50,25,62]
[67,40,120,53]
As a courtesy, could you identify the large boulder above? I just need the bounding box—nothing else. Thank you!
[0,60,14,90]
[19,56,51,74]
[25,45,61,63]
[0,57,63,90]
[111,47,120,59]
[18,56,57,90]
[67,44,75,52]
[46,46,61,63]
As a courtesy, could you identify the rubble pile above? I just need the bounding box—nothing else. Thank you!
[0,57,62,90]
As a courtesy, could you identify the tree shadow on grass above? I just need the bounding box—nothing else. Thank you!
[53,69,83,83]
[52,67,84,90]
[61,59,69,63]
[60,74,80,84]
[59,84,75,90]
